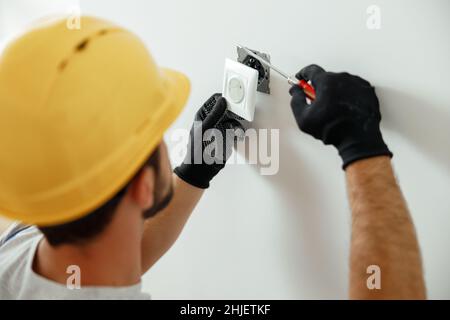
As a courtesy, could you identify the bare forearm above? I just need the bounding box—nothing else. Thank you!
[141,175,204,272]
[346,156,425,299]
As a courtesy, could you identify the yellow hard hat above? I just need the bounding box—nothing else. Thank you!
[0,16,190,226]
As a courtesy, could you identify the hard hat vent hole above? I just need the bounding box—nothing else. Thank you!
[58,31,112,72]
[58,59,68,71]
[75,39,90,52]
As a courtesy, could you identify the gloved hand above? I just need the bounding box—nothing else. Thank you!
[174,93,245,188]
[289,64,392,169]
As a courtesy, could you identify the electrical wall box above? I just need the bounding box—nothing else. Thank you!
[222,58,258,121]
[237,46,271,94]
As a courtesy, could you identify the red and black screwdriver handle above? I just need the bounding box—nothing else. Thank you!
[297,79,316,101]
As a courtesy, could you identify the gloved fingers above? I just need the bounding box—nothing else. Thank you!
[203,126,238,163]
[225,110,245,122]
[222,120,244,160]
[289,84,311,124]
[195,93,222,121]
[348,73,372,88]
[222,118,246,141]
[289,83,307,98]
[289,84,308,106]
[203,97,228,129]
[295,64,325,83]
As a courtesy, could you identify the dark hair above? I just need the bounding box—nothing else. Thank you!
[39,147,160,247]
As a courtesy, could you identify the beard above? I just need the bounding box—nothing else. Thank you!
[142,184,174,219]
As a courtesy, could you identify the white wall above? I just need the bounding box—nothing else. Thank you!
[1,0,449,299]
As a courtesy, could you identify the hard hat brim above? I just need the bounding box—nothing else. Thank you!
[162,68,191,113]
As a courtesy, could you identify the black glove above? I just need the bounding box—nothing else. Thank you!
[174,93,245,188]
[289,64,392,169]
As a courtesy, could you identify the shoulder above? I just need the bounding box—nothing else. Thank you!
[0,224,42,299]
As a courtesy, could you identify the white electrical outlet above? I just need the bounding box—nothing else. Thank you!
[222,58,258,121]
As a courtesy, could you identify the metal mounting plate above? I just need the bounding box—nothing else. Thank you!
[237,46,270,94]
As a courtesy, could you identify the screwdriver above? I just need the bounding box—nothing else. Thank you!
[237,45,316,101]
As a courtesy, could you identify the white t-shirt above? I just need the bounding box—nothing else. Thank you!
[0,223,150,300]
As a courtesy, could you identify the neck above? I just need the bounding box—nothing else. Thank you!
[34,206,143,287]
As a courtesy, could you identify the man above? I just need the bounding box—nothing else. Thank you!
[0,16,242,299]
[0,17,425,299]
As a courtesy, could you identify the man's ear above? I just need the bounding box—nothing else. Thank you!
[128,167,155,210]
